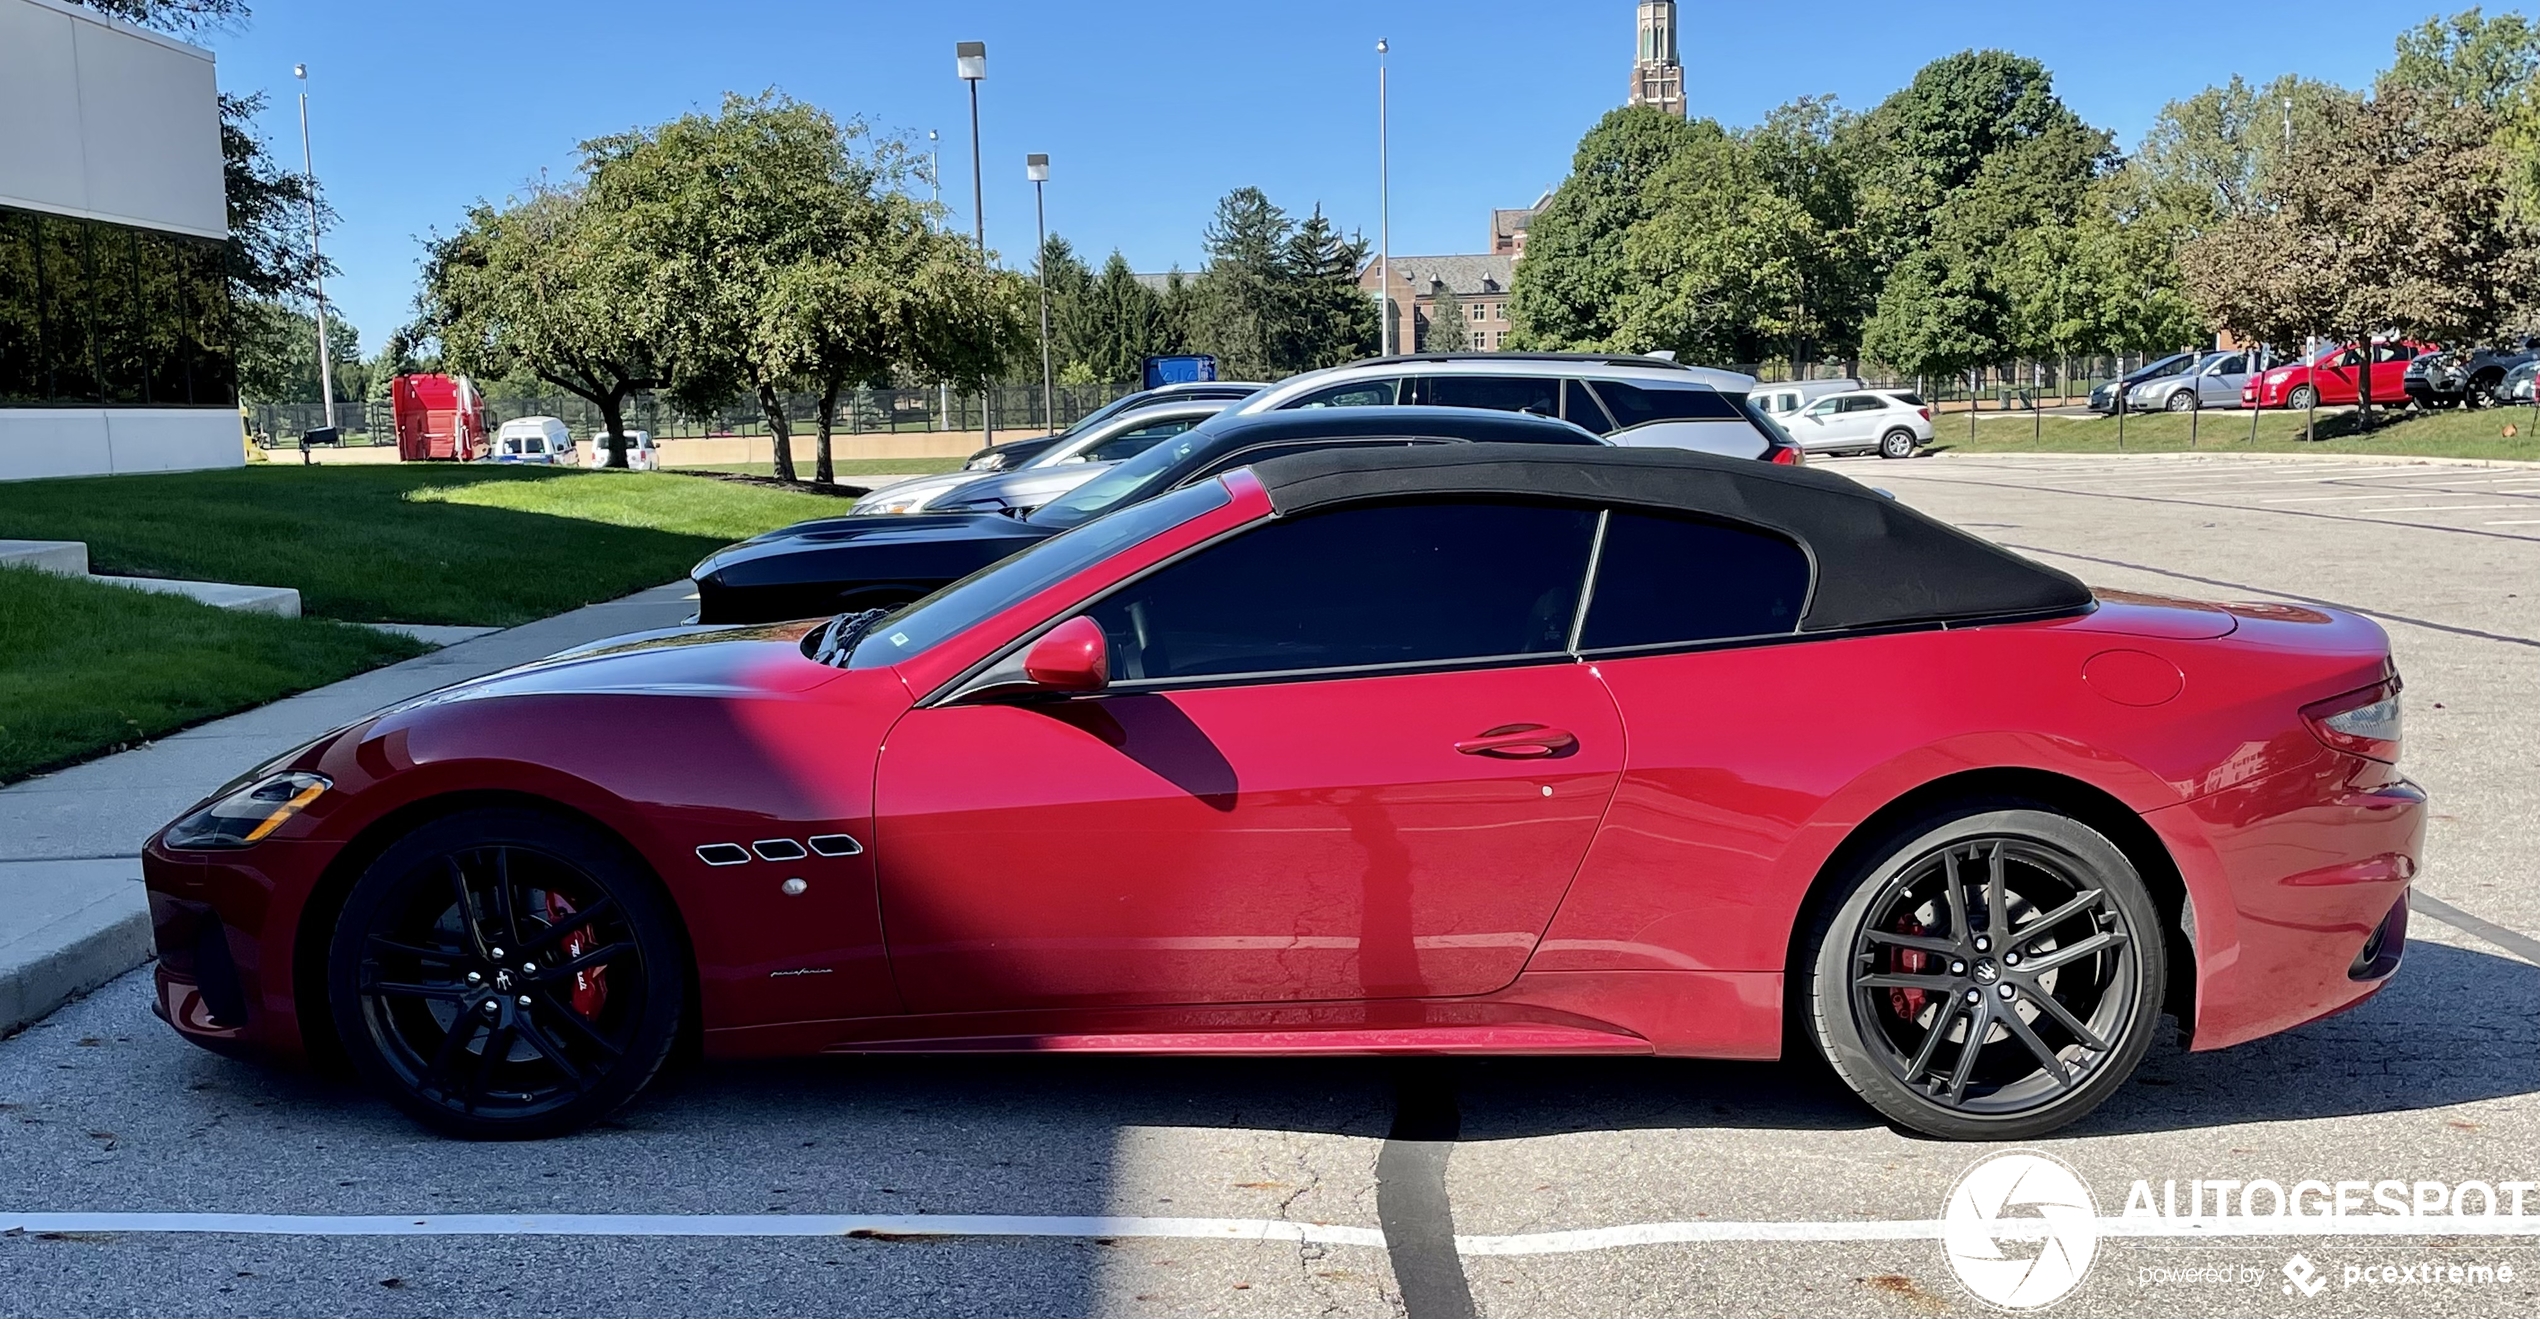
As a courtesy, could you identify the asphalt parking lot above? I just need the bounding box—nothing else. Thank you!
[3,452,2536,1318]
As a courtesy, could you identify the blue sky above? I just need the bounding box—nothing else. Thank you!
[194,0,2446,354]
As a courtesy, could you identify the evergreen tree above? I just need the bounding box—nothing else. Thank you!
[1426,288,1470,352]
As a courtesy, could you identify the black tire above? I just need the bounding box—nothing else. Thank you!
[326,807,686,1140]
[1878,428,1919,460]
[1802,806,2166,1141]
[2468,374,2502,409]
[2287,384,2319,410]
[2163,389,2198,412]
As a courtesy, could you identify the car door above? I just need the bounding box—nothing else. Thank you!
[2319,346,2364,403]
[1793,397,1849,450]
[2371,342,2419,402]
[2200,354,2247,407]
[871,498,1626,1013]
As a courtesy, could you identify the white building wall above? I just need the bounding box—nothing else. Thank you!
[0,0,226,239]
[0,0,236,482]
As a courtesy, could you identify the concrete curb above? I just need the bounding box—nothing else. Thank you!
[0,859,152,1038]
[0,580,700,1039]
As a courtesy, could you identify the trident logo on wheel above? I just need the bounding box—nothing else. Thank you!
[1943,1151,2102,1309]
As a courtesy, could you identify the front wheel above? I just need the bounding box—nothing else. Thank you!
[326,807,687,1140]
[2164,390,2198,412]
[1803,807,2166,1140]
[2287,384,2319,410]
[1878,429,1919,460]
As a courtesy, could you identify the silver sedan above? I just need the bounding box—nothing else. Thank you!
[2125,350,2264,412]
[850,400,1229,516]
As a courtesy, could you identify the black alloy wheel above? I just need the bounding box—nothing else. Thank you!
[1805,807,2165,1140]
[327,808,685,1140]
[1878,429,1919,460]
[2467,375,2501,409]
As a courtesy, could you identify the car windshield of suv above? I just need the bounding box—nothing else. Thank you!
[848,479,1233,669]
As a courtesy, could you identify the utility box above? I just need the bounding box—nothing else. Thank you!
[390,374,487,461]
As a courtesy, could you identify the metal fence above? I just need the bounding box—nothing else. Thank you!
[1726,355,2171,409]
[245,382,1142,449]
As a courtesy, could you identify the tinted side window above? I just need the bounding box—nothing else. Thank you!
[1562,379,1617,434]
[1590,381,1743,428]
[1422,374,1561,417]
[1839,395,1886,413]
[1283,378,1401,409]
[1089,501,1598,681]
[1080,418,1198,461]
[1579,511,1809,650]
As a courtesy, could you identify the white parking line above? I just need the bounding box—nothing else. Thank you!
[2351,504,2530,514]
[4,1212,2535,1255]
[2487,519,2540,526]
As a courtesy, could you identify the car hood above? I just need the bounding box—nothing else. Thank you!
[383,619,849,716]
[933,461,1113,509]
[848,471,983,513]
[695,511,1049,579]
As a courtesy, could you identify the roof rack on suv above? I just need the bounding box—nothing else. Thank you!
[1339,351,1697,372]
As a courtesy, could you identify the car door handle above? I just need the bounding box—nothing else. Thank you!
[1454,725,1577,759]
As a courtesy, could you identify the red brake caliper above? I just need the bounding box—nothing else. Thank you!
[1889,917,1930,1022]
[543,892,608,1018]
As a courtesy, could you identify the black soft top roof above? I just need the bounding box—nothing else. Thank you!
[1246,443,2091,633]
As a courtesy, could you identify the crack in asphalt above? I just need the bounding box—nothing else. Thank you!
[1376,1063,1476,1319]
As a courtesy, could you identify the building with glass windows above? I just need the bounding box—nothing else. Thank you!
[1,0,239,480]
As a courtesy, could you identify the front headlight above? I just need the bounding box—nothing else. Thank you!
[161,772,330,849]
[2265,369,2292,384]
[850,495,926,516]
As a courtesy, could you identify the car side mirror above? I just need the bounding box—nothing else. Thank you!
[1021,616,1108,693]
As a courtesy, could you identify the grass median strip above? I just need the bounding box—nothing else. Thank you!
[0,565,426,784]
[1937,406,2540,460]
[0,466,855,628]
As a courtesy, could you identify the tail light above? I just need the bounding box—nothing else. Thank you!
[1769,444,1805,466]
[2302,678,2402,763]
[1917,407,1932,421]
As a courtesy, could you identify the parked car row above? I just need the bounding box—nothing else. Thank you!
[481,417,661,468]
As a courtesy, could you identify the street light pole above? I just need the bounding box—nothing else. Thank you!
[958,42,991,448]
[294,63,336,436]
[1377,38,1391,356]
[1028,154,1054,434]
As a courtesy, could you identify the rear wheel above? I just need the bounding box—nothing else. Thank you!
[1803,807,2165,1140]
[2468,374,2503,409]
[1878,429,1919,460]
[326,807,686,1140]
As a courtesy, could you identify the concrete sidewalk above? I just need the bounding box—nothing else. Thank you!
[0,581,699,1037]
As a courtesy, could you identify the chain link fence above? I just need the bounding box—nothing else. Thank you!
[245,382,1142,450]
[1726,355,2170,410]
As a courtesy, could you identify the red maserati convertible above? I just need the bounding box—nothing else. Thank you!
[143,445,2421,1140]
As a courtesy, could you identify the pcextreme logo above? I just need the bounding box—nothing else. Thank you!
[1943,1151,2102,1309]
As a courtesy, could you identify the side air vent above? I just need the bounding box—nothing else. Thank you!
[807,833,864,857]
[753,839,810,862]
[695,843,751,867]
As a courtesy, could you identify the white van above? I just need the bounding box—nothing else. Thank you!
[1747,378,1865,423]
[585,430,659,470]
[489,416,573,465]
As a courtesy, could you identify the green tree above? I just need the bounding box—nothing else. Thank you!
[1507,107,1707,349]
[1279,205,1378,370]
[1426,287,1470,352]
[2180,84,2540,424]
[2387,8,2540,111]
[1861,248,2008,387]
[416,188,664,467]
[1076,252,1172,383]
[1037,235,1099,382]
[234,297,359,404]
[2133,75,2358,234]
[1187,188,1290,377]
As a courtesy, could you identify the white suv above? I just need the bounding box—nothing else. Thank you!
[1228,353,1799,462]
[1785,389,1933,459]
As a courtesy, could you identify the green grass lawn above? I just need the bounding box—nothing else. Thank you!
[1935,404,2540,461]
[0,466,856,627]
[684,457,966,479]
[0,565,426,783]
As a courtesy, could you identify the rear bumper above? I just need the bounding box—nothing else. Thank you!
[2148,767,2424,1051]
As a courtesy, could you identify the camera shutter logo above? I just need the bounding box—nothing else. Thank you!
[1943,1151,2101,1309]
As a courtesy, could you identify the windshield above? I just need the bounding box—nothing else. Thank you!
[848,479,1233,668]
[1027,423,1221,530]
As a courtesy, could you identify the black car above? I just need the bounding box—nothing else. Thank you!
[692,406,1604,625]
[958,381,1268,472]
[2403,344,2536,409]
[2086,352,2200,415]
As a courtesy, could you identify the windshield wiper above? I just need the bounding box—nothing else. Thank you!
[808,608,889,667]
